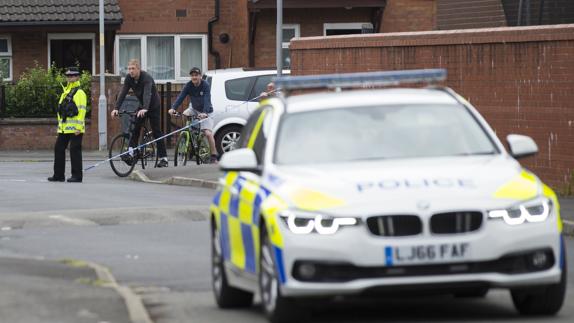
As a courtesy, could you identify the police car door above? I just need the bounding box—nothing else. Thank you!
[225,106,273,277]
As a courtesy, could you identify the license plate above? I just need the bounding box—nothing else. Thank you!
[385,243,470,266]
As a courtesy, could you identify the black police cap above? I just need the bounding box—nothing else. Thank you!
[64,67,80,76]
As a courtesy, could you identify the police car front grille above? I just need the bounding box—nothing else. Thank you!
[430,211,483,234]
[292,248,554,283]
[366,215,422,237]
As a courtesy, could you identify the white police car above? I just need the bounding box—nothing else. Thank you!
[209,70,566,323]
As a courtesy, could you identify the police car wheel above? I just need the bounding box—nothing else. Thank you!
[211,220,253,308]
[259,225,307,323]
[511,241,567,316]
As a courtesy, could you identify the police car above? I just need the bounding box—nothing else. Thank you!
[209,70,566,323]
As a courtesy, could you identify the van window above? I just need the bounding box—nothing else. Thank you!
[204,76,212,90]
[225,77,255,101]
[249,75,274,100]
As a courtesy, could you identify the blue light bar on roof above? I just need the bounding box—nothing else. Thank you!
[274,69,447,90]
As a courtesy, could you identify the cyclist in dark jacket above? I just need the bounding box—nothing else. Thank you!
[169,67,218,163]
[112,59,168,167]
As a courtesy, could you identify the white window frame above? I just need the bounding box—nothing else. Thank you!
[47,33,96,73]
[282,24,300,50]
[115,34,207,83]
[323,22,371,36]
[0,35,13,81]
[282,24,300,68]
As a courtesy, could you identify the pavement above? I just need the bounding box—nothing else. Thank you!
[0,256,148,323]
[1,149,573,323]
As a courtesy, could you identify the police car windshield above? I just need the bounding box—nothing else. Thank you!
[274,104,498,165]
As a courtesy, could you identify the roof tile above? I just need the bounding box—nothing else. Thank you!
[0,0,122,24]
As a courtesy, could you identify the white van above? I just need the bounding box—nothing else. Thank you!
[203,68,289,155]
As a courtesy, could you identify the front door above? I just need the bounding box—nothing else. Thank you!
[50,39,92,73]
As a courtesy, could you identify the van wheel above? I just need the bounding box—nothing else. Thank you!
[215,125,242,155]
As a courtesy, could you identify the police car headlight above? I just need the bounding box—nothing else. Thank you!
[488,197,552,225]
[279,210,359,235]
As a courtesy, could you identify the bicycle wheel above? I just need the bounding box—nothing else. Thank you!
[109,133,136,177]
[197,135,211,164]
[140,131,158,169]
[174,131,190,167]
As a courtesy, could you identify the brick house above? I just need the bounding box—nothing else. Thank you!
[0,0,122,82]
[1,0,573,161]
[2,0,573,84]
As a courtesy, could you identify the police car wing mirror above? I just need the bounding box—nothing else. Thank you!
[507,134,538,159]
[219,148,261,173]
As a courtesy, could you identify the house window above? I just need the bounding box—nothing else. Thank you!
[0,36,13,81]
[323,23,374,36]
[282,24,300,68]
[48,33,95,74]
[116,35,207,83]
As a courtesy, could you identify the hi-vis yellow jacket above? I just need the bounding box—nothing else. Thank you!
[57,81,87,134]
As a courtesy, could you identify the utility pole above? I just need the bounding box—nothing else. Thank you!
[276,0,283,77]
[98,0,107,150]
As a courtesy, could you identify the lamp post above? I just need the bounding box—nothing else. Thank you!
[98,0,107,150]
[276,0,283,77]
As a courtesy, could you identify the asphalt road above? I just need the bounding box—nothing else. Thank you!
[1,157,573,323]
[1,219,573,323]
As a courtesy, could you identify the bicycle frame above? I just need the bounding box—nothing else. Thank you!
[109,111,158,177]
[174,115,210,166]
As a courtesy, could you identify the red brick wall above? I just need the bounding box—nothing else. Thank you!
[6,26,102,81]
[437,0,507,30]
[117,0,213,34]
[90,75,122,149]
[117,0,250,70]
[381,0,437,32]
[254,7,378,67]
[0,119,58,150]
[290,24,574,191]
[0,117,99,150]
[0,119,97,150]
[253,2,436,68]
[0,75,121,151]
[10,31,47,80]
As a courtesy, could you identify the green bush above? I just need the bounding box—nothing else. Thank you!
[3,63,91,118]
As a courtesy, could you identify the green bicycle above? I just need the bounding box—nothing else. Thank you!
[174,114,211,166]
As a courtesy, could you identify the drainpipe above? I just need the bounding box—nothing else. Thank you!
[538,0,545,25]
[208,0,221,69]
[516,0,524,26]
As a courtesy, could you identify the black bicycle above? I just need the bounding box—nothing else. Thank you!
[173,113,211,166]
[109,111,158,177]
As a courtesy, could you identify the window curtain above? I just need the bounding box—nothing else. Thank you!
[180,38,202,78]
[119,39,141,77]
[0,57,9,80]
[147,36,174,80]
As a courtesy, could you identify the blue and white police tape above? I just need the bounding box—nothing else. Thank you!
[83,89,278,172]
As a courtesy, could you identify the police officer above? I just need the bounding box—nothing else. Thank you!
[48,67,87,183]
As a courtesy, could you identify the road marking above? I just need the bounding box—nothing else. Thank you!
[86,261,154,323]
[48,215,96,226]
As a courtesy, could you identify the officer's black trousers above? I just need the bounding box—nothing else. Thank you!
[128,108,167,158]
[53,133,83,180]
